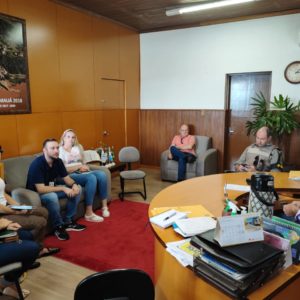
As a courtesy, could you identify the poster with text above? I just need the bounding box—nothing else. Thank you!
[0,13,31,114]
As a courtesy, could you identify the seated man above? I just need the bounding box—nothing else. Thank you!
[26,138,86,241]
[234,126,283,172]
[168,124,196,181]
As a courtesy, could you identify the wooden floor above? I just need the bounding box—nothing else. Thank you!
[21,167,172,300]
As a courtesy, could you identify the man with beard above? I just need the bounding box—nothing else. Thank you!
[26,138,85,241]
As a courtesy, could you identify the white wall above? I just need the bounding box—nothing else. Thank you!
[140,14,300,109]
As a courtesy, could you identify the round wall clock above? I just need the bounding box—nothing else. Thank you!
[284,61,300,84]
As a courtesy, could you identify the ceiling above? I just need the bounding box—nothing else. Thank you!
[54,0,300,33]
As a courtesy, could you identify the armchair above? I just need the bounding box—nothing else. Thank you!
[160,136,218,181]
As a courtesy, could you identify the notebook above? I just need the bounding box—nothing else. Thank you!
[150,209,188,228]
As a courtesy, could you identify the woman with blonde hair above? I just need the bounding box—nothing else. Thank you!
[59,129,110,222]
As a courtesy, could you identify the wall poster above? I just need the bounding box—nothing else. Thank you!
[0,13,31,114]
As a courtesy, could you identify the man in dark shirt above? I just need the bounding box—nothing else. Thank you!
[27,138,85,241]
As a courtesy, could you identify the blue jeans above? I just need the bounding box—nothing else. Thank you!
[40,187,82,228]
[170,146,196,181]
[70,170,108,206]
[0,230,39,284]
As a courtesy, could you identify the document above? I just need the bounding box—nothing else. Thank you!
[150,209,188,228]
[166,239,201,267]
[288,171,300,181]
[173,217,217,237]
[225,184,250,192]
[214,213,264,247]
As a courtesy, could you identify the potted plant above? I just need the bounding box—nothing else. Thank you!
[246,92,300,163]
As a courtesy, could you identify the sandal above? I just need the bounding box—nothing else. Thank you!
[38,247,60,258]
[3,286,30,299]
[102,207,110,218]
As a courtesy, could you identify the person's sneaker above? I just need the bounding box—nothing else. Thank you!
[54,225,70,241]
[102,207,110,218]
[84,213,104,222]
[65,221,86,231]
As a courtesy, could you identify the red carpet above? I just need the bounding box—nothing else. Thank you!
[44,200,154,280]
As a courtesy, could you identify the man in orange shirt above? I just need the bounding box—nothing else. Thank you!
[168,124,196,181]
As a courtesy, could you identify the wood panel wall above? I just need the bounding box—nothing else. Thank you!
[0,0,140,158]
[139,110,226,171]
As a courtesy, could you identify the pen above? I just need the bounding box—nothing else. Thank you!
[163,212,177,221]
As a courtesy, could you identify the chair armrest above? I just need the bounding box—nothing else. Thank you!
[11,188,42,207]
[196,148,218,176]
[87,164,112,200]
[0,262,22,276]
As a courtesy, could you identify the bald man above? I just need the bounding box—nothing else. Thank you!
[168,124,196,181]
[234,126,282,172]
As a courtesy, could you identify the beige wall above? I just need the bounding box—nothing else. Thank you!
[0,0,140,158]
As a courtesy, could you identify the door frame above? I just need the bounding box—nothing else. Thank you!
[223,71,272,171]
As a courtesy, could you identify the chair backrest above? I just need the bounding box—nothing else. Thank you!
[3,155,36,190]
[194,136,212,156]
[118,147,140,163]
[74,269,154,300]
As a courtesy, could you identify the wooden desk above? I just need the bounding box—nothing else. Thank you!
[149,172,300,300]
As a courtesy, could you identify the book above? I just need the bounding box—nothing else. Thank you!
[288,171,300,181]
[173,217,217,237]
[263,230,292,269]
[0,229,17,239]
[9,205,33,210]
[263,216,300,263]
[150,209,188,228]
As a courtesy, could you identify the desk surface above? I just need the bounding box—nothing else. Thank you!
[149,172,300,300]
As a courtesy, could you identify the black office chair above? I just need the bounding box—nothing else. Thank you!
[0,262,24,300]
[118,147,147,200]
[74,269,154,300]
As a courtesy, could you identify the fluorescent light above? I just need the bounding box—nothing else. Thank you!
[166,0,257,17]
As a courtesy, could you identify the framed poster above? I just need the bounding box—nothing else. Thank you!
[0,13,31,114]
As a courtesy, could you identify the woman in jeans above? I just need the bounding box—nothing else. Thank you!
[59,129,110,222]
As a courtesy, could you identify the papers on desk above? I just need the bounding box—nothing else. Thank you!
[150,209,188,228]
[224,184,250,192]
[166,239,201,267]
[173,217,217,237]
[288,171,300,181]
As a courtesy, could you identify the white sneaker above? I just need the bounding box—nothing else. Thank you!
[84,213,104,222]
[102,207,110,217]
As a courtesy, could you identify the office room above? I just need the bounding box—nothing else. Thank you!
[0,0,300,299]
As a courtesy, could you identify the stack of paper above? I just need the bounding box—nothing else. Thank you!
[288,171,300,181]
[150,209,187,228]
[173,217,217,237]
[166,239,201,267]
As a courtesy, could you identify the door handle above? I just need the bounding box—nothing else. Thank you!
[229,128,235,135]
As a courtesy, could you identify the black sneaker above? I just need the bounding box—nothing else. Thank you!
[65,221,86,232]
[54,225,70,241]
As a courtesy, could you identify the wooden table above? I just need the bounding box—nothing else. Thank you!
[149,172,300,300]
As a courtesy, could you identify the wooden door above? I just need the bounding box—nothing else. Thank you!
[100,78,126,160]
[224,72,272,170]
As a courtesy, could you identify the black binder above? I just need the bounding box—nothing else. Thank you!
[191,229,285,299]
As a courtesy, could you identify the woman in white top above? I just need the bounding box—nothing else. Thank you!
[59,129,110,222]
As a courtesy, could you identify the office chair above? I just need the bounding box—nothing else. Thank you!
[118,147,146,200]
[0,262,24,300]
[74,268,154,300]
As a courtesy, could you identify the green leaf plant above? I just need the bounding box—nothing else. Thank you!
[246,92,300,143]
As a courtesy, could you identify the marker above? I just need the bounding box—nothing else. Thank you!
[163,212,177,221]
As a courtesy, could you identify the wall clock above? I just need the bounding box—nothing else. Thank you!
[284,61,300,84]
